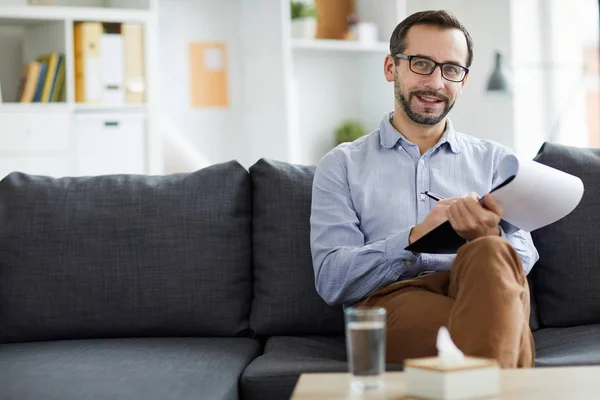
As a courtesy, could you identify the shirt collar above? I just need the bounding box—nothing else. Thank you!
[379,111,462,154]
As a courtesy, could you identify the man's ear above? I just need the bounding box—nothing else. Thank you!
[384,54,396,82]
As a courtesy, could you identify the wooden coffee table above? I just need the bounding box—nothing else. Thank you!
[291,366,600,399]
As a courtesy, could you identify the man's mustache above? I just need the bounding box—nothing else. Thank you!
[410,90,449,102]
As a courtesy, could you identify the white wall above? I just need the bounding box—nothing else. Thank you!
[239,0,292,168]
[510,0,548,159]
[546,0,589,148]
[158,0,243,166]
[292,50,394,165]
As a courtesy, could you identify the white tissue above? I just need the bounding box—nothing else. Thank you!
[436,327,465,366]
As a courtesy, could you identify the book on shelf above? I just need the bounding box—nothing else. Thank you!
[74,22,103,104]
[123,23,145,104]
[14,53,65,104]
[36,53,65,103]
[32,62,48,102]
[16,61,42,103]
[51,54,66,102]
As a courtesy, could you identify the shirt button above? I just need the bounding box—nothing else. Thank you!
[399,146,404,151]
[420,193,426,201]
[420,159,425,165]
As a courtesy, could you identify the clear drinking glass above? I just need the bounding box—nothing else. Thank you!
[344,306,386,390]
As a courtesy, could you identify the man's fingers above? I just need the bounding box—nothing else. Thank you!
[466,192,479,201]
[455,199,475,227]
[463,195,481,210]
[484,194,503,216]
[438,198,458,205]
[446,202,459,229]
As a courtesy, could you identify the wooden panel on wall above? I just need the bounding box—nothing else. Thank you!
[189,41,229,108]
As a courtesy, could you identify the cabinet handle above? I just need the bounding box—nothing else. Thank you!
[104,121,120,127]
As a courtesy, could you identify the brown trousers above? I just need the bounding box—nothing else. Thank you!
[358,236,534,368]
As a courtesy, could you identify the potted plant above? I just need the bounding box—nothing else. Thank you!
[335,119,367,145]
[290,1,318,39]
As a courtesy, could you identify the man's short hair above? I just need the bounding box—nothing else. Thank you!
[390,10,474,68]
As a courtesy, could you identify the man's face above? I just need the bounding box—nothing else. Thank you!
[391,24,469,126]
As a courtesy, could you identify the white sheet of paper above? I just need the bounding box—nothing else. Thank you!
[490,155,584,232]
[204,47,223,70]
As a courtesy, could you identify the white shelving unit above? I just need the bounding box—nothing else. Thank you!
[0,0,161,178]
[241,0,406,167]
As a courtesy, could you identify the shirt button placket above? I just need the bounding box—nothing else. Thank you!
[417,156,430,222]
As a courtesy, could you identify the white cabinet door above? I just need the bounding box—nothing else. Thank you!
[0,110,70,152]
[74,112,146,176]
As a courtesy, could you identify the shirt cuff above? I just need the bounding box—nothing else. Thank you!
[384,226,419,265]
[499,219,519,235]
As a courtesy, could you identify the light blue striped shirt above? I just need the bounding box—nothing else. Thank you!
[310,112,539,306]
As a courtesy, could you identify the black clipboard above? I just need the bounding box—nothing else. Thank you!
[405,221,467,254]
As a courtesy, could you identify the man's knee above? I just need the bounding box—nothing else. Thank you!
[455,235,524,281]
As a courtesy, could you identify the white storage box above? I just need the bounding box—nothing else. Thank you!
[74,112,146,176]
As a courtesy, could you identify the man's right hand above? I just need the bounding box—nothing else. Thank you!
[409,198,457,244]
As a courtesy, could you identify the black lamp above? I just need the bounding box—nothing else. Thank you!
[486,51,512,94]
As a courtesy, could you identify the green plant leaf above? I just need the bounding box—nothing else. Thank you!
[291,1,317,19]
[335,119,367,144]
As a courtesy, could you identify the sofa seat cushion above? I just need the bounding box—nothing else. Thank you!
[0,337,260,400]
[240,336,402,400]
[0,161,253,342]
[534,324,600,367]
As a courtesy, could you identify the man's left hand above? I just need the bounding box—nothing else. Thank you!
[446,193,503,241]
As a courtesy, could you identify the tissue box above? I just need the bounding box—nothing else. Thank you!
[404,356,500,399]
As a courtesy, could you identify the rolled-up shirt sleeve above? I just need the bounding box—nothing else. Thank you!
[310,150,425,305]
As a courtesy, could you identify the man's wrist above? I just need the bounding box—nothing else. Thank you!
[484,226,501,237]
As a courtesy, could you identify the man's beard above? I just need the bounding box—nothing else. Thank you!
[395,79,454,126]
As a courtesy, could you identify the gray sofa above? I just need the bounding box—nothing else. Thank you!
[0,142,598,400]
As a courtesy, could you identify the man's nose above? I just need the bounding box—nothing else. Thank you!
[423,66,445,89]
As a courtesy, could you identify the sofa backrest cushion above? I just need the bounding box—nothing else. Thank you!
[531,142,600,327]
[0,161,253,343]
[249,159,344,336]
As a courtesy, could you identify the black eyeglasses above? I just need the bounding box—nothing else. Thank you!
[395,54,469,83]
